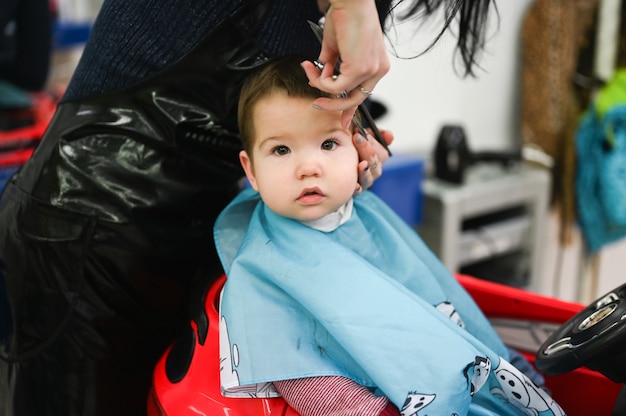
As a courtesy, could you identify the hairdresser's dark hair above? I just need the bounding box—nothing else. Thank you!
[379,0,497,77]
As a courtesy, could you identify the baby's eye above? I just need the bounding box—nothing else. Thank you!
[321,139,338,151]
[272,145,290,156]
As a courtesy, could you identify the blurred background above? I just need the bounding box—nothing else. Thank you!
[3,0,626,305]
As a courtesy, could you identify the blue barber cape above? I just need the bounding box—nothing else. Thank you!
[215,188,565,416]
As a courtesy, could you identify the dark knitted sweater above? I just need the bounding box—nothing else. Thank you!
[63,0,322,101]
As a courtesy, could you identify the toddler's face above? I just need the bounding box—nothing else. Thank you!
[240,92,359,221]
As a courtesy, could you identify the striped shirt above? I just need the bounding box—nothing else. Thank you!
[273,376,400,416]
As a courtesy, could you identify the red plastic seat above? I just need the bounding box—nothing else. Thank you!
[149,274,623,416]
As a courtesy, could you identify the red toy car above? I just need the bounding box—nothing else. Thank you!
[149,274,625,416]
[0,89,59,188]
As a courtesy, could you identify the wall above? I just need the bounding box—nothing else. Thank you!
[374,0,534,156]
[374,0,625,303]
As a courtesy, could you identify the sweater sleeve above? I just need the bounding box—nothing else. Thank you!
[273,376,400,416]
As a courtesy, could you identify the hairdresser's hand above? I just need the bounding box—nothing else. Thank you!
[354,128,393,194]
[302,0,390,128]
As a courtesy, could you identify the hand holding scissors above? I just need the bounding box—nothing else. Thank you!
[307,20,392,157]
[301,0,390,128]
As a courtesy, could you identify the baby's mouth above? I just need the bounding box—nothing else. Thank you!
[297,187,325,204]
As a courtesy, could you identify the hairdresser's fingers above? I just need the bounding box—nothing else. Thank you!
[316,0,389,93]
[305,72,381,110]
[356,128,394,167]
[378,128,394,149]
[355,159,370,195]
[302,63,378,101]
[310,68,383,111]
[354,179,364,196]
[302,61,376,129]
[306,0,390,116]
[301,60,360,128]
[354,129,393,190]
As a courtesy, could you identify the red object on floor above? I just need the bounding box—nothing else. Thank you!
[0,88,59,168]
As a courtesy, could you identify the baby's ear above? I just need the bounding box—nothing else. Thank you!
[239,150,258,191]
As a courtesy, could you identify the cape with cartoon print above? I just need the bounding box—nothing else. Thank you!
[215,188,565,416]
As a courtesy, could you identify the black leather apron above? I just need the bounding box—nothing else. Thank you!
[0,0,276,414]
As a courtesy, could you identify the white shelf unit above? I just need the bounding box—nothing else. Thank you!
[417,164,551,291]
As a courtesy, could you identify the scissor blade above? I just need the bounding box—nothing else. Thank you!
[307,20,324,44]
[352,113,368,138]
[359,104,392,156]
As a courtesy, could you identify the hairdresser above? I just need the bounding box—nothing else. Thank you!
[0,1,494,415]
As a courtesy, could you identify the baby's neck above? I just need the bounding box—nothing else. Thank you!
[300,199,353,232]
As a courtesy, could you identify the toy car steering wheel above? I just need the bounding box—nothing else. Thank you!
[536,283,626,383]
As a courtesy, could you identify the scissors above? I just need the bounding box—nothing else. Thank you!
[307,20,392,156]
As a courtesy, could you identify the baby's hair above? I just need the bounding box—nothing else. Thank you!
[237,54,332,156]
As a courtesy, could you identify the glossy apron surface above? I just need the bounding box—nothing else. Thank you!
[0,1,277,414]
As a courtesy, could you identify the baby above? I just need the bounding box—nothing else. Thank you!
[215,55,565,416]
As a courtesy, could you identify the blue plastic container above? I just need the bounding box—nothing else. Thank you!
[0,165,19,191]
[53,21,92,49]
[369,154,424,227]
